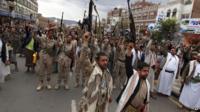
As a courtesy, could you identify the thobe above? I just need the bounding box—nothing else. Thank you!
[157,53,179,96]
[179,60,200,110]
[131,48,137,69]
[116,70,150,112]
[0,39,10,83]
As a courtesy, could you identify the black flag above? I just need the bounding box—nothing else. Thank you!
[127,0,136,42]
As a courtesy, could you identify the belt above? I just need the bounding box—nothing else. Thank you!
[165,70,174,74]
[125,104,137,112]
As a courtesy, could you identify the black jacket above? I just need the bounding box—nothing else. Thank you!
[22,32,40,52]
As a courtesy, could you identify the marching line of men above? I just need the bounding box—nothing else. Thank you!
[0,22,200,112]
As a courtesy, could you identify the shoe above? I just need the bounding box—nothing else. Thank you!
[150,94,157,100]
[64,85,69,90]
[5,74,11,81]
[36,84,43,91]
[54,84,60,90]
[46,84,52,90]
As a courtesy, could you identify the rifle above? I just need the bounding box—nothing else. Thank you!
[127,0,136,42]
[87,0,94,32]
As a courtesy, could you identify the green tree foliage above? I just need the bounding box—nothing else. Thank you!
[152,18,178,41]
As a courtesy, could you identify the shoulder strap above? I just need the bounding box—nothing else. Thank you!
[190,61,197,77]
[186,61,197,83]
[122,79,141,110]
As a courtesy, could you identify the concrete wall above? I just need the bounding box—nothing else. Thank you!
[191,0,200,18]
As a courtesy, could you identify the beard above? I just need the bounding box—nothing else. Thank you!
[139,75,147,80]
[141,77,147,80]
[99,64,107,70]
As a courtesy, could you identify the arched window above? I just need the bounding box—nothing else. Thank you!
[172,8,177,17]
[167,9,171,17]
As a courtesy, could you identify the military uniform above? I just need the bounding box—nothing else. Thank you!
[55,40,72,90]
[75,33,93,87]
[113,44,126,89]
[75,45,93,87]
[56,52,71,90]
[79,64,113,112]
[36,37,56,91]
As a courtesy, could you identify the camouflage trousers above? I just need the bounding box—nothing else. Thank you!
[37,51,53,82]
[113,60,126,88]
[57,53,71,85]
[75,58,93,87]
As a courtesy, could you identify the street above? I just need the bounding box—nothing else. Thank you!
[0,57,181,112]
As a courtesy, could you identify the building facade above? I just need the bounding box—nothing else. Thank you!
[191,0,200,18]
[107,0,159,34]
[107,7,123,26]
[156,0,199,22]
[0,0,38,20]
[130,0,159,33]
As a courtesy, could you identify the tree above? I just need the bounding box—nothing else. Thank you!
[152,18,178,41]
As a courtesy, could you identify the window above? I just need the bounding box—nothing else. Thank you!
[167,9,171,17]
[22,0,25,5]
[184,0,192,5]
[172,8,177,17]
[181,14,190,19]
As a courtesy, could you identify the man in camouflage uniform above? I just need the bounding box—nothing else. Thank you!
[55,34,72,90]
[78,52,113,112]
[36,34,56,91]
[75,32,93,87]
[113,41,126,89]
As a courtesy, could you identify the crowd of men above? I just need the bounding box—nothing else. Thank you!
[0,21,200,112]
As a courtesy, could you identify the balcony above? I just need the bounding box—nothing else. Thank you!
[6,0,15,10]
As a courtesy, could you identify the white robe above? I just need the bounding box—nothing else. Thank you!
[131,48,137,68]
[157,53,179,96]
[0,39,11,83]
[116,70,150,112]
[179,61,200,110]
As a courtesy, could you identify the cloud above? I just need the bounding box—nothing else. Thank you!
[38,0,164,21]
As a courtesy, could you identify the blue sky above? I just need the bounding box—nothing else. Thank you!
[38,0,165,21]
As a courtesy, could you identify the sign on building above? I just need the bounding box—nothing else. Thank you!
[180,18,200,34]
[156,11,166,22]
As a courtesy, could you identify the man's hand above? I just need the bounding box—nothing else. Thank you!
[137,104,146,112]
[108,97,112,103]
